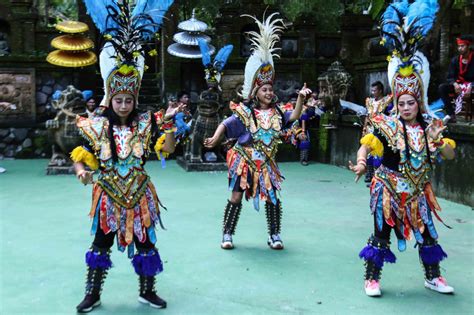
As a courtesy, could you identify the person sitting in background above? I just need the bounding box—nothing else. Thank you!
[438,35,473,122]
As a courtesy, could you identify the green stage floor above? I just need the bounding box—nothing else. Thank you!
[1,160,473,315]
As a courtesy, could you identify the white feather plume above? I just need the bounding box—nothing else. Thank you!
[241,13,285,100]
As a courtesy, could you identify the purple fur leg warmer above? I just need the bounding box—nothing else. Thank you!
[85,249,112,270]
[131,248,164,276]
[359,244,397,268]
[420,244,448,265]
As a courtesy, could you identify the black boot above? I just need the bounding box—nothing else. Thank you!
[138,275,167,308]
[221,200,242,249]
[300,149,309,166]
[76,247,112,313]
[265,199,283,249]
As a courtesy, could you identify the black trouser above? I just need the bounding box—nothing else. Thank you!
[373,214,434,244]
[438,83,455,116]
[92,227,154,251]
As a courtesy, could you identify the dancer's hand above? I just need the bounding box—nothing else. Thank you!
[297,133,307,141]
[166,103,187,118]
[426,119,447,141]
[204,136,219,148]
[453,83,461,94]
[298,83,312,99]
[77,170,93,185]
[348,160,366,183]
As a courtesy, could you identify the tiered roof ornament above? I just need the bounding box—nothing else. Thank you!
[167,10,215,59]
[46,21,97,68]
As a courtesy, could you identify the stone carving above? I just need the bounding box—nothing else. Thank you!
[186,89,223,163]
[0,32,9,56]
[0,68,35,123]
[317,61,352,113]
[45,86,85,173]
[274,75,301,102]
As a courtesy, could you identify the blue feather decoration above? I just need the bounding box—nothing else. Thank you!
[198,38,211,67]
[82,0,119,33]
[213,45,233,72]
[381,1,407,49]
[428,98,445,111]
[132,0,174,40]
[405,0,439,37]
[428,98,446,119]
[392,0,409,15]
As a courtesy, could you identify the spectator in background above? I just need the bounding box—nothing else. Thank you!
[438,35,473,122]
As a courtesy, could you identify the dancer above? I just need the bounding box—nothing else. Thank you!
[204,13,308,250]
[71,0,175,312]
[350,0,456,297]
[363,81,392,185]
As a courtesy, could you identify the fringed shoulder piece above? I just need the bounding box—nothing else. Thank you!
[229,101,251,127]
[76,115,109,151]
[366,95,393,115]
[360,134,384,158]
[70,146,99,170]
[368,114,399,149]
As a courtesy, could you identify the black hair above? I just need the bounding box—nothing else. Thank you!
[371,81,384,92]
[177,90,189,101]
[104,97,139,163]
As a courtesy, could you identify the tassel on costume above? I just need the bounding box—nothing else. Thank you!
[70,146,99,170]
[131,248,163,276]
[360,134,384,158]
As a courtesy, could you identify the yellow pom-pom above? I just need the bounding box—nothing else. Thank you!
[442,138,456,149]
[70,146,99,170]
[360,134,384,157]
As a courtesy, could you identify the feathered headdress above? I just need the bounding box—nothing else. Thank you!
[83,0,173,106]
[380,0,438,115]
[240,13,285,100]
[198,39,233,90]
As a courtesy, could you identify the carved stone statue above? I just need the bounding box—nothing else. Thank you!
[317,61,352,113]
[45,86,85,174]
[186,89,223,163]
[0,32,9,56]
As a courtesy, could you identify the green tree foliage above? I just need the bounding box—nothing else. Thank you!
[179,0,346,32]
